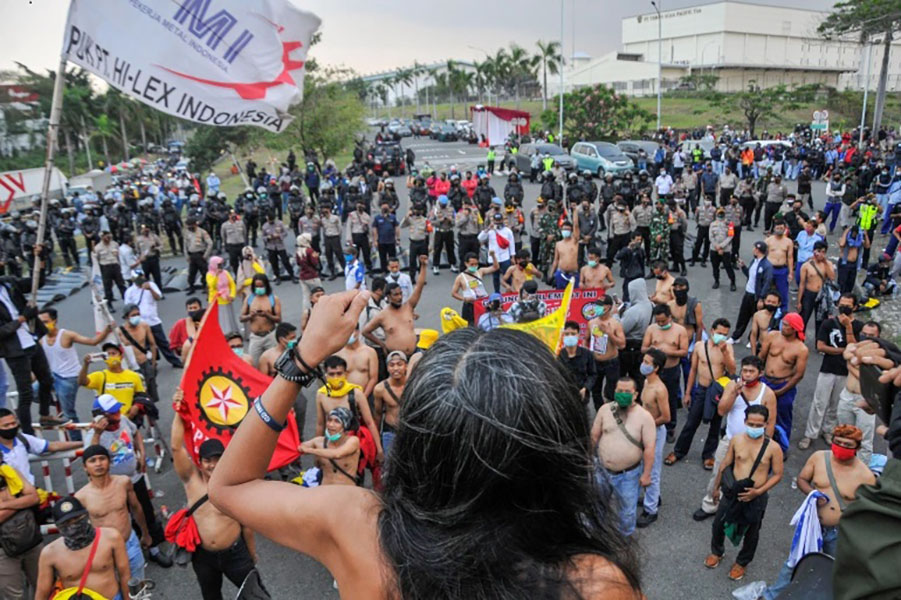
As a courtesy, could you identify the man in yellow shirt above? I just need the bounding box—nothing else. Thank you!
[77,343,145,418]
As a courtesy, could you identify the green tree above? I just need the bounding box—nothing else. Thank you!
[541,84,653,141]
[535,40,563,111]
[711,81,794,137]
[819,0,900,138]
[184,126,249,175]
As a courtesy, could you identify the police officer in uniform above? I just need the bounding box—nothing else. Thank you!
[287,187,306,237]
[57,207,80,269]
[160,198,183,255]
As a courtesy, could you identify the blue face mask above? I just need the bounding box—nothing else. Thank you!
[344,254,355,264]
[659,322,672,330]
[254,287,266,296]
[233,347,244,357]
[639,363,655,376]
[347,335,356,345]
[562,334,579,348]
[712,333,728,345]
[561,230,572,239]
[746,426,765,439]
[587,260,598,268]
[326,432,341,442]
[286,340,296,350]
[128,316,141,326]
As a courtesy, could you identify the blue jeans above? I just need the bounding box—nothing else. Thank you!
[0,360,7,409]
[764,525,838,600]
[643,425,666,515]
[553,268,579,290]
[772,265,789,313]
[52,374,81,441]
[601,463,642,536]
[492,260,511,293]
[126,530,146,581]
[824,201,842,232]
[382,430,396,458]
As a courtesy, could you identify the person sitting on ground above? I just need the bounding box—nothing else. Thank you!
[207,290,643,599]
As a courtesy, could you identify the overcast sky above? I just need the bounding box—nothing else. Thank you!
[4,0,835,78]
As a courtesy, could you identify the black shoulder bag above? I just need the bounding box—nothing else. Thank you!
[0,456,42,557]
[722,437,770,499]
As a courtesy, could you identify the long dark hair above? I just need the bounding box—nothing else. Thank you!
[378,328,640,599]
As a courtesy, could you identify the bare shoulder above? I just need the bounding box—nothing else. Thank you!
[568,554,642,600]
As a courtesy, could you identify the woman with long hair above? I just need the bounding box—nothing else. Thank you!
[209,290,642,599]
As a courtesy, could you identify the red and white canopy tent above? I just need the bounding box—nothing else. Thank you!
[470,105,530,146]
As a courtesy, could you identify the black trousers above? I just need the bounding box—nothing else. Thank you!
[377,242,396,273]
[711,251,735,284]
[799,288,822,340]
[433,230,456,268]
[186,252,207,291]
[637,226,651,261]
[660,365,681,433]
[837,263,857,294]
[459,234,479,269]
[244,218,258,247]
[409,239,429,278]
[191,535,256,600]
[607,233,630,265]
[165,226,183,255]
[351,232,373,271]
[673,384,722,461]
[753,200,764,227]
[141,255,163,289]
[225,244,243,274]
[732,292,758,342]
[530,236,541,265]
[731,225,742,261]
[7,345,54,434]
[711,495,768,566]
[150,323,183,368]
[692,226,711,262]
[267,248,294,281]
[764,202,781,232]
[592,356,620,410]
[323,235,344,274]
[131,475,165,547]
[58,236,79,267]
[100,263,127,304]
[670,232,686,272]
[740,199,755,228]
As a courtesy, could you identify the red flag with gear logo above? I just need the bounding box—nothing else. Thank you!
[177,303,300,470]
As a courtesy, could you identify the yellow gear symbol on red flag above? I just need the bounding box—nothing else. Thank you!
[196,367,250,431]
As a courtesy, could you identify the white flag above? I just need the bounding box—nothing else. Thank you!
[63,0,320,133]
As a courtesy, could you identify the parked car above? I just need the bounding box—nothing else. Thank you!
[433,125,458,142]
[617,140,661,174]
[740,140,793,151]
[371,141,406,175]
[514,143,576,172]
[570,141,634,177]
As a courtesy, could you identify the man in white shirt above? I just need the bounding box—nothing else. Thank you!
[478,212,515,293]
[117,233,140,282]
[384,258,413,303]
[344,244,368,291]
[655,172,674,200]
[0,408,81,485]
[123,272,183,368]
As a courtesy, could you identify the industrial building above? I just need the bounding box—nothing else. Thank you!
[560,1,901,96]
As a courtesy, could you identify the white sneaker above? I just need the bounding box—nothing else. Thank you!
[798,437,812,450]
[433,267,439,275]
[745,342,751,349]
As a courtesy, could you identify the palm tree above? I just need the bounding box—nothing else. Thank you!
[472,60,490,104]
[489,49,510,104]
[535,40,563,111]
[394,68,414,117]
[91,114,115,166]
[382,76,397,118]
[375,82,389,117]
[507,44,539,108]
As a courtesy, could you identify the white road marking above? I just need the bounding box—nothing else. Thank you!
[458,150,466,155]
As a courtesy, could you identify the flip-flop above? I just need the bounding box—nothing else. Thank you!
[664,452,679,466]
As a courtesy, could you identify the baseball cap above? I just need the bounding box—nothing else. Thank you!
[754,241,768,254]
[93,394,122,414]
[782,312,805,341]
[386,350,408,363]
[493,212,504,221]
[416,329,439,350]
[489,292,503,302]
[52,496,88,524]
[199,439,226,459]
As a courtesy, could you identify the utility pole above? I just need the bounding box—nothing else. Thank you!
[652,1,662,131]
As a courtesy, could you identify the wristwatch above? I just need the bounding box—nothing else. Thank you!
[273,346,320,386]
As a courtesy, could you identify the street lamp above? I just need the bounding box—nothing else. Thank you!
[559,0,565,145]
[859,39,880,147]
[651,1,662,131]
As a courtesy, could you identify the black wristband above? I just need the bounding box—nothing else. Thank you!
[294,348,317,375]
[253,397,286,433]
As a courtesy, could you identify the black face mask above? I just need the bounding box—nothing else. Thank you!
[59,518,96,551]
[489,301,501,311]
[655,275,666,281]
[188,309,205,322]
[0,426,19,440]
[764,304,778,313]
[673,289,688,305]
[838,305,853,316]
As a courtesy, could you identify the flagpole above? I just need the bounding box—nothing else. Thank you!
[31,51,68,304]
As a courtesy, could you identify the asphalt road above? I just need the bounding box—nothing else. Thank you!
[38,138,887,600]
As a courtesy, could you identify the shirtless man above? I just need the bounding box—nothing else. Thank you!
[550,218,581,289]
[363,255,428,356]
[695,355,777,521]
[668,277,705,345]
[120,303,159,402]
[501,249,538,293]
[451,251,499,325]
[372,351,408,458]
[641,304,689,442]
[838,321,881,464]
[591,377,656,537]
[35,496,131,600]
[765,218,794,313]
[650,261,675,305]
[759,312,809,444]
[587,295,625,409]
[797,240,835,336]
[637,349,670,528]
[579,247,615,291]
[336,324,379,399]
[257,322,297,377]
[670,318,735,468]
[707,405,783,581]
[315,355,383,465]
[750,291,783,355]
[171,390,258,599]
[240,273,282,366]
[75,445,151,584]
[763,423,875,599]
[301,407,361,487]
